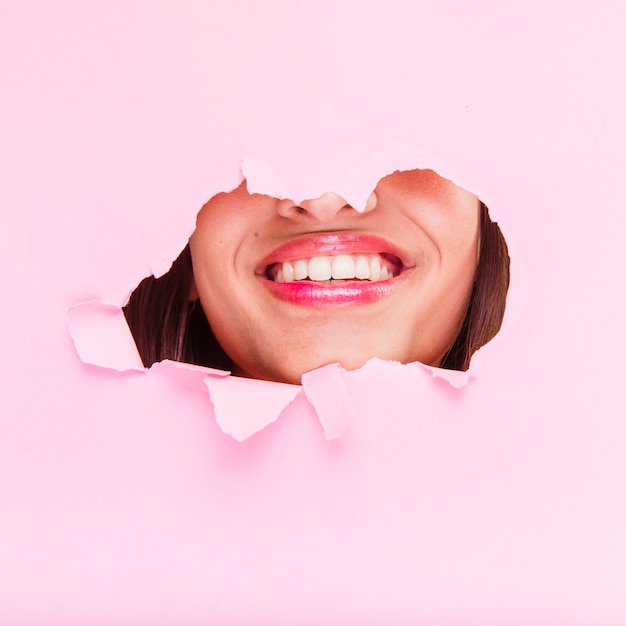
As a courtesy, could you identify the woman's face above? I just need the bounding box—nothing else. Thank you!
[189,169,480,384]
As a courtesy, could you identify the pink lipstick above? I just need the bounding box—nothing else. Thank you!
[256,232,412,307]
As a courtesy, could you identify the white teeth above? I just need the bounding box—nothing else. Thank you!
[355,255,370,279]
[293,259,308,280]
[282,260,294,282]
[271,253,399,283]
[369,256,381,281]
[331,254,356,279]
[308,256,332,281]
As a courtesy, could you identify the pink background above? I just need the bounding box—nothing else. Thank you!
[2,1,626,623]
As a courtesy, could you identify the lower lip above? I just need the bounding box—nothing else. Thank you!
[260,275,407,307]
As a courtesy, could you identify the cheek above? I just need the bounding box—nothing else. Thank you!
[190,235,234,323]
[190,204,247,289]
[431,191,480,263]
[443,212,480,303]
[189,255,250,370]
[189,221,232,324]
[189,223,258,367]
[417,198,480,331]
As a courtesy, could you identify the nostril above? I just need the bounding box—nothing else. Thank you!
[299,192,351,221]
[276,200,310,219]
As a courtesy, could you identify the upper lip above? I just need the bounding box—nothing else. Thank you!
[255,232,412,275]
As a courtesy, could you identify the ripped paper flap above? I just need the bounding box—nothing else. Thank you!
[67,301,144,372]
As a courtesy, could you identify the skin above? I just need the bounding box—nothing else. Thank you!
[189,169,480,384]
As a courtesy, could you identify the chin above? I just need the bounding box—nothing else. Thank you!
[277,352,388,385]
[237,340,441,384]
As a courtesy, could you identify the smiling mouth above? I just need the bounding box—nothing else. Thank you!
[265,253,403,284]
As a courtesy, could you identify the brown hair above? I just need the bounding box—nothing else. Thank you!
[440,202,510,369]
[124,202,509,373]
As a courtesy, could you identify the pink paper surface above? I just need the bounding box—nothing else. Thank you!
[2,2,626,623]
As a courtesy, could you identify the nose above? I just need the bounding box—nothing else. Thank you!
[277,191,378,221]
[300,192,349,221]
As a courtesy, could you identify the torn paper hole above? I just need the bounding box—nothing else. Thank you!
[123,169,509,381]
[70,165,510,440]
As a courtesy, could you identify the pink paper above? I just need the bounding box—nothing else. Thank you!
[67,301,145,372]
[205,374,301,442]
[301,363,357,440]
[2,2,626,623]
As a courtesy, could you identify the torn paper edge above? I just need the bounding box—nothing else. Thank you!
[204,375,301,442]
[67,300,145,372]
[68,149,514,442]
[243,143,447,211]
[301,363,357,440]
